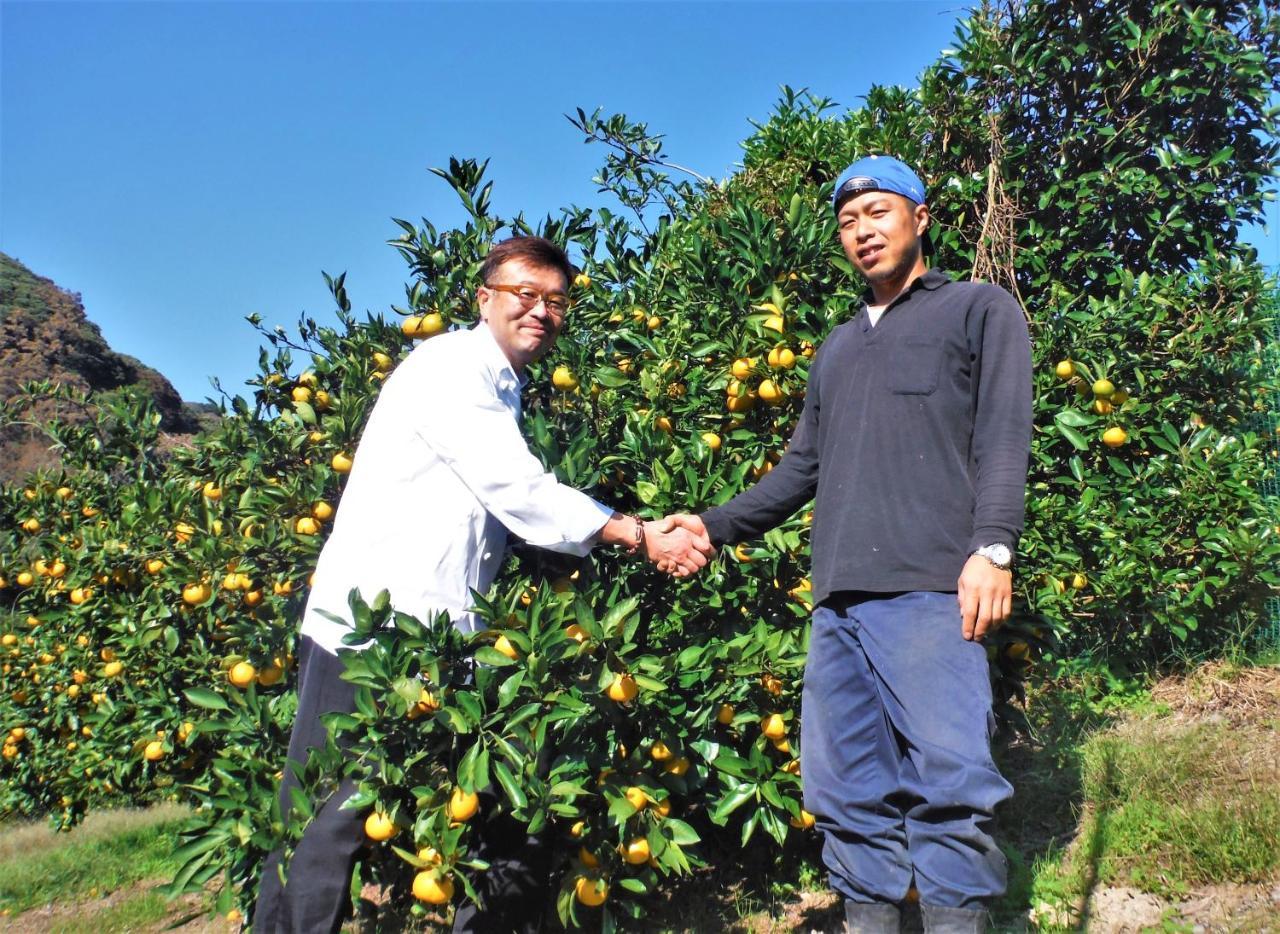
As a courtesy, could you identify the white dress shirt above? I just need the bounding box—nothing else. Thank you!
[299,323,615,654]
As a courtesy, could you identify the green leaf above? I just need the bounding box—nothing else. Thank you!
[711,783,757,823]
[293,401,317,425]
[492,760,528,809]
[497,670,526,708]
[1055,409,1093,428]
[183,688,229,711]
[474,647,517,667]
[1057,424,1090,451]
[663,818,701,846]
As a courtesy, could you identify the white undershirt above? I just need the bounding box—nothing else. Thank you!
[867,303,888,327]
[299,323,614,654]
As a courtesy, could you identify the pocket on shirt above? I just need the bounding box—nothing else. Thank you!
[886,339,943,395]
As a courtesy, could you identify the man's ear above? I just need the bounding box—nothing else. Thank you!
[914,203,931,239]
[475,285,490,323]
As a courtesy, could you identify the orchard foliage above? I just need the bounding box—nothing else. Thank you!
[2,0,1278,926]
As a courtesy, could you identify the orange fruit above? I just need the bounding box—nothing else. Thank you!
[552,366,579,391]
[758,379,785,405]
[182,582,211,605]
[402,312,446,339]
[448,787,479,822]
[606,673,638,703]
[412,871,453,904]
[761,713,787,740]
[228,662,256,688]
[622,837,651,865]
[664,756,691,776]
[790,809,816,829]
[364,811,397,842]
[574,876,608,907]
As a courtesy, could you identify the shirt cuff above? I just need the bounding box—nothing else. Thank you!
[700,508,733,548]
[560,496,617,555]
[968,528,1017,554]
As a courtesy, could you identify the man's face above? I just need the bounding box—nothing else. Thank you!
[475,258,569,372]
[836,191,930,289]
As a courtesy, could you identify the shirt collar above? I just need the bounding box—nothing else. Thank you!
[473,322,527,391]
[860,267,952,309]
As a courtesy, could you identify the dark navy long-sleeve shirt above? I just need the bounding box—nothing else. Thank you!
[701,269,1033,606]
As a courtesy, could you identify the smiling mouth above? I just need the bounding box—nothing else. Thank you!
[857,244,884,263]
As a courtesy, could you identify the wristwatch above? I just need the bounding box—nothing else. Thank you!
[973,543,1013,571]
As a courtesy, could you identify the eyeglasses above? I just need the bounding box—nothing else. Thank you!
[485,283,571,318]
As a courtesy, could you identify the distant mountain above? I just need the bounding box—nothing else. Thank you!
[0,252,217,481]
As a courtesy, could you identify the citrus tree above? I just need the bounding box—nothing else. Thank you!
[1,0,1277,927]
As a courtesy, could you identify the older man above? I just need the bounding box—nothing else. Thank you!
[254,236,712,933]
[676,156,1032,933]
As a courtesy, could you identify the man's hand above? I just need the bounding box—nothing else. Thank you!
[957,554,1012,641]
[645,514,713,577]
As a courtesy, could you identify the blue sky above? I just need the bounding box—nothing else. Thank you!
[3,2,1276,402]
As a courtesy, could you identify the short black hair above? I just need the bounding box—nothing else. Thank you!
[480,237,574,290]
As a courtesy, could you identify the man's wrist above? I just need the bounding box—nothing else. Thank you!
[599,513,645,554]
[972,543,1013,571]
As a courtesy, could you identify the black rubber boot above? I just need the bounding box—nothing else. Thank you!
[920,904,988,933]
[844,900,902,934]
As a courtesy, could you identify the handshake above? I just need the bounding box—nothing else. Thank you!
[640,514,714,578]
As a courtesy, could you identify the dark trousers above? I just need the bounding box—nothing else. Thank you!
[801,592,1011,911]
[253,636,550,933]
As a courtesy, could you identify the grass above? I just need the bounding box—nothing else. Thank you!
[0,803,188,917]
[1002,659,1280,930]
[1080,724,1280,893]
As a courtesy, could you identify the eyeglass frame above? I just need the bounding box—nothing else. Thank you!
[483,283,572,318]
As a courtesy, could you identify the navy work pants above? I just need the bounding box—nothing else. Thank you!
[800,592,1011,910]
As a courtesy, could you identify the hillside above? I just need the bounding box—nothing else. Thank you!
[0,253,215,481]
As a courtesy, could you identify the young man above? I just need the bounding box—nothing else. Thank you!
[676,156,1032,932]
[253,236,712,934]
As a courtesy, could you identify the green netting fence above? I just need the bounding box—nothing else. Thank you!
[1258,307,1280,650]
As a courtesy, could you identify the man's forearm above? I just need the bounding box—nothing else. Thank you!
[701,456,817,546]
